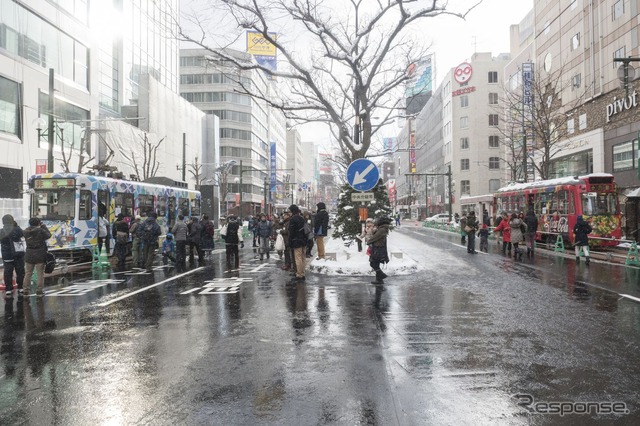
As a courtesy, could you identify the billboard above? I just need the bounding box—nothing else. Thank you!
[382,137,397,153]
[405,55,433,98]
[246,31,277,72]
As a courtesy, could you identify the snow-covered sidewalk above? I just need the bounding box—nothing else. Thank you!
[307,230,424,276]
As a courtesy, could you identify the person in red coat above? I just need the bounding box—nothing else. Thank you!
[493,212,512,255]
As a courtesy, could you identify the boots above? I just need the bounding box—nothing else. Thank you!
[379,270,388,279]
[371,269,385,284]
[585,256,590,265]
[575,256,580,263]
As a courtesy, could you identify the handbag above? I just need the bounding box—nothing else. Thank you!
[274,234,285,251]
[44,252,57,274]
[464,225,472,233]
[13,237,26,253]
[116,231,129,244]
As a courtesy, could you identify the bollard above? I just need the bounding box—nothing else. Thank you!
[554,235,565,253]
[625,242,640,267]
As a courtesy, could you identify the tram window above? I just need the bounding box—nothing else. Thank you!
[191,198,201,217]
[568,192,575,214]
[139,194,155,216]
[79,190,92,220]
[168,197,176,227]
[157,197,167,218]
[179,198,190,216]
[33,189,75,220]
[581,193,595,215]
[115,192,134,218]
[558,191,569,214]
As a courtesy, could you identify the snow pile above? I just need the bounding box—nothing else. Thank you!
[308,232,424,276]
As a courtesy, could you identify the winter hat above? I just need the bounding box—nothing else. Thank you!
[577,215,583,221]
[29,217,41,226]
[317,202,326,210]
[166,232,173,240]
[2,214,14,225]
[482,224,487,229]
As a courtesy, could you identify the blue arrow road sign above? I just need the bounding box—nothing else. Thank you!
[346,159,380,191]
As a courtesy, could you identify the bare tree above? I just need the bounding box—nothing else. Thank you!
[188,156,205,187]
[179,0,480,164]
[120,131,165,181]
[57,125,95,173]
[498,63,589,181]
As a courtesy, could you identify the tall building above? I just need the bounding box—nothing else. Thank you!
[179,48,287,217]
[286,127,305,206]
[0,1,208,223]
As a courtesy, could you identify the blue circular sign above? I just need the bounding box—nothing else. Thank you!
[346,159,380,191]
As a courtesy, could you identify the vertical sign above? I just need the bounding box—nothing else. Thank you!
[246,31,278,73]
[270,142,277,201]
[522,62,534,180]
[35,160,47,174]
[387,179,396,205]
[409,131,417,173]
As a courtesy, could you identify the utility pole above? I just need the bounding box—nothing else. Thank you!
[182,133,186,182]
[47,68,54,173]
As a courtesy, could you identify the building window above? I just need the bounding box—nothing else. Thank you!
[0,76,21,138]
[571,33,580,51]
[571,74,581,90]
[613,0,624,19]
[614,47,626,68]
[460,95,469,107]
[489,93,498,105]
[461,159,470,171]
[489,135,500,148]
[613,140,635,171]
[461,137,469,149]
[461,180,471,195]
[460,116,469,128]
[567,118,575,134]
[489,114,499,126]
[489,157,500,170]
[489,179,501,192]
[579,114,587,130]
[488,71,498,83]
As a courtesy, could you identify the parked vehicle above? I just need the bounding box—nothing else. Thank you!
[425,213,450,224]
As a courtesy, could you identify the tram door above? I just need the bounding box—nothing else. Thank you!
[98,189,110,220]
[625,198,640,242]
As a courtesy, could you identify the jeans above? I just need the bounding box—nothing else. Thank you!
[259,236,270,258]
[316,236,325,258]
[176,241,187,271]
[467,232,475,253]
[114,242,127,269]
[143,243,157,271]
[23,262,45,294]
[3,255,25,292]
[293,247,306,278]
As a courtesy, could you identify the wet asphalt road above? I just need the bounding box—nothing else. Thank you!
[1,226,640,425]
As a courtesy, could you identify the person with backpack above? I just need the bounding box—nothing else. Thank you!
[314,202,329,260]
[573,215,593,265]
[187,216,204,264]
[171,215,189,272]
[200,215,215,255]
[367,216,391,285]
[22,217,52,298]
[257,214,272,260]
[112,213,129,270]
[1,214,25,300]
[137,212,162,272]
[220,214,244,271]
[129,216,143,268]
[162,233,176,265]
[287,205,307,281]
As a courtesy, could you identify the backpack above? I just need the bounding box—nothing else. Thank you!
[44,252,56,274]
[226,221,240,244]
[303,222,314,240]
[204,221,215,237]
[140,222,157,244]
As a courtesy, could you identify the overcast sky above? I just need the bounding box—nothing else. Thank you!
[296,0,533,150]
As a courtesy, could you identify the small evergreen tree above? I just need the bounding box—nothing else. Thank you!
[332,178,392,244]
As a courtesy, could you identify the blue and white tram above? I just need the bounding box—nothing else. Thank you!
[28,173,201,261]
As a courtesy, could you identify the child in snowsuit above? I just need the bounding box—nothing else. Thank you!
[162,233,176,265]
[478,224,490,252]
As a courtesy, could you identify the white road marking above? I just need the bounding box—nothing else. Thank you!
[97,267,205,307]
[620,294,640,303]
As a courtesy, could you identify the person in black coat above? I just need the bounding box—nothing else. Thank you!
[573,215,593,265]
[112,213,130,270]
[313,202,330,259]
[22,217,52,297]
[0,214,25,299]
[287,204,307,280]
[523,209,539,256]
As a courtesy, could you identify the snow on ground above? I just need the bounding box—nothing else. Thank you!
[308,230,425,276]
